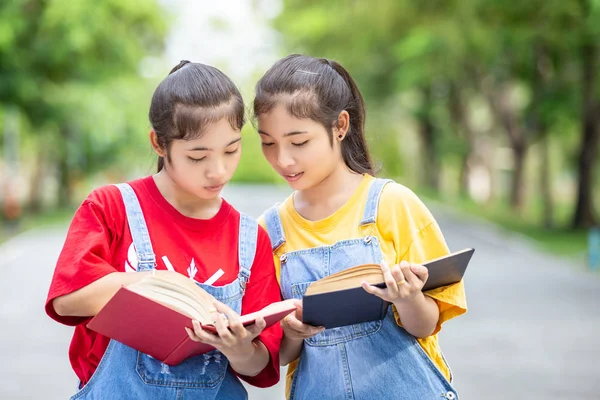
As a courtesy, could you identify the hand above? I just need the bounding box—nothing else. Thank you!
[280,299,325,340]
[361,260,429,304]
[185,300,266,363]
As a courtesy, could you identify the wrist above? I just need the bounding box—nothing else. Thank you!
[227,341,258,365]
[393,290,426,309]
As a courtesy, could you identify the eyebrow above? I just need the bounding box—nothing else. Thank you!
[258,130,308,137]
[188,137,241,151]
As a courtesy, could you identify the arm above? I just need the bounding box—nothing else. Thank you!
[362,261,439,338]
[46,196,128,324]
[372,184,465,337]
[279,300,323,365]
[187,301,271,377]
[390,263,439,338]
[53,270,153,317]
[280,334,304,366]
[186,226,288,386]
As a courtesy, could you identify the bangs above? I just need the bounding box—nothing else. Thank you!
[173,98,245,140]
[255,90,335,127]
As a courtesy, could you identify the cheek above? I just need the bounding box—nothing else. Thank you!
[261,146,277,164]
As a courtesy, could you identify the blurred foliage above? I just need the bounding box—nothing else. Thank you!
[272,0,600,230]
[0,0,599,256]
[0,0,167,209]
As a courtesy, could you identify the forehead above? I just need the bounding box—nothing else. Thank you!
[175,117,240,148]
[258,104,323,132]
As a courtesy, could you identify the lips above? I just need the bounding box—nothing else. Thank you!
[282,172,304,182]
[205,184,225,192]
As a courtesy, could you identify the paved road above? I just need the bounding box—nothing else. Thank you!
[1,184,598,400]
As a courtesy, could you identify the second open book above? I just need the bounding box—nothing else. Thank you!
[87,272,296,366]
[302,248,475,329]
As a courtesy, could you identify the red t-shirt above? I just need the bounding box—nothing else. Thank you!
[45,176,283,388]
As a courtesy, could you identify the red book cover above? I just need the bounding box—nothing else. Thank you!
[87,287,295,365]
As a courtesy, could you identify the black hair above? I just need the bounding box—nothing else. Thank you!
[253,54,374,175]
[149,60,245,171]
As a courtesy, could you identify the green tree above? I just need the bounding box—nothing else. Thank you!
[0,0,167,208]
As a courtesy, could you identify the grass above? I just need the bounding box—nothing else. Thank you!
[420,189,590,257]
[0,207,76,245]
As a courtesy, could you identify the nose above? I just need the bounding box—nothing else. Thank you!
[206,157,227,181]
[276,148,295,169]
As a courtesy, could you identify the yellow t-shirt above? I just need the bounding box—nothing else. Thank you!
[259,174,467,395]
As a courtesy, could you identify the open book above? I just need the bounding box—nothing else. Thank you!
[302,248,474,329]
[87,273,295,366]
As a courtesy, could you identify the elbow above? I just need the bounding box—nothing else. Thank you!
[279,353,295,366]
[412,324,437,339]
[52,296,74,317]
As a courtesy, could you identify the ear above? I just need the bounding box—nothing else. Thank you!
[149,130,166,157]
[333,110,350,141]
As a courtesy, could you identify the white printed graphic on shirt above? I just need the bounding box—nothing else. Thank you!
[187,258,198,279]
[123,242,223,285]
[124,243,138,273]
[161,255,176,272]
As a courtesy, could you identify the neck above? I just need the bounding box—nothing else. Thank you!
[153,171,222,219]
[295,163,364,220]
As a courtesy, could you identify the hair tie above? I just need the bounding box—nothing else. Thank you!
[169,60,191,75]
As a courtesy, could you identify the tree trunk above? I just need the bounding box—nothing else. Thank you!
[27,148,46,213]
[510,140,526,211]
[572,40,599,229]
[448,83,474,197]
[540,137,553,229]
[57,125,73,208]
[480,78,528,212]
[532,42,553,228]
[418,87,440,191]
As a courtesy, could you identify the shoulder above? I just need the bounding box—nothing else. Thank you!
[257,196,290,229]
[379,180,421,204]
[75,178,149,227]
[376,180,437,231]
[74,184,123,222]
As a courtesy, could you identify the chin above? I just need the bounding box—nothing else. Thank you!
[201,189,223,199]
[287,179,311,191]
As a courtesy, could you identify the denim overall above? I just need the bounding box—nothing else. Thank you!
[264,179,459,400]
[70,183,258,400]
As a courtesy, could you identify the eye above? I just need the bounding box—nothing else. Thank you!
[188,156,205,163]
[292,140,309,147]
[261,142,275,147]
[225,147,240,155]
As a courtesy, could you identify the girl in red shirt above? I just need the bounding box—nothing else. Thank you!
[46,61,283,399]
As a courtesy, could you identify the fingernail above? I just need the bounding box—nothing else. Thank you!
[400,260,409,267]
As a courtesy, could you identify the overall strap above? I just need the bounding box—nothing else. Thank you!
[359,178,393,227]
[263,204,286,252]
[114,183,156,271]
[237,213,258,289]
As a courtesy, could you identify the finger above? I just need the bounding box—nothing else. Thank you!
[400,263,419,286]
[390,264,406,288]
[213,312,235,344]
[185,327,200,342]
[246,316,267,337]
[380,260,398,292]
[410,264,429,283]
[190,321,218,344]
[214,301,245,337]
[361,281,388,298]
[284,313,322,336]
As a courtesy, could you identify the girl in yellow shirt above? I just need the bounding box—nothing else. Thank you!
[254,54,467,400]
